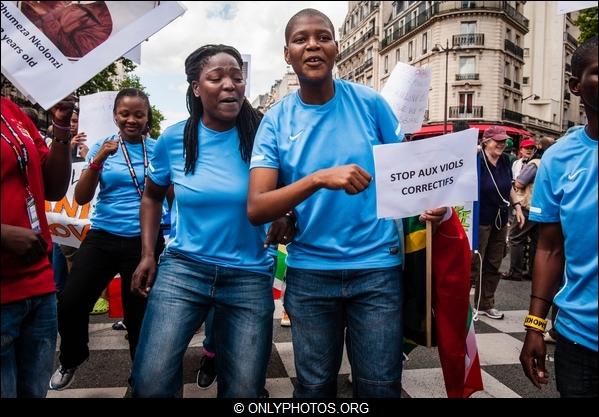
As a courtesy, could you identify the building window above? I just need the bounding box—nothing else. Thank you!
[422,32,428,53]
[396,48,401,63]
[395,1,404,15]
[523,77,529,85]
[459,56,475,76]
[384,55,389,73]
[504,62,510,79]
[506,28,512,42]
[458,92,474,114]
[461,21,476,34]
[514,66,520,83]
[367,47,373,60]
[408,41,413,61]
[461,1,476,8]
[515,34,521,46]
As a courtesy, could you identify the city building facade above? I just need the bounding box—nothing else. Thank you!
[335,1,587,141]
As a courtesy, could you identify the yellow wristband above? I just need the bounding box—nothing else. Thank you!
[524,314,547,332]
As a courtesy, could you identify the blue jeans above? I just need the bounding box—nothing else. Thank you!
[203,307,215,354]
[52,243,67,293]
[131,251,274,398]
[284,266,403,398]
[555,332,598,397]
[1,293,57,398]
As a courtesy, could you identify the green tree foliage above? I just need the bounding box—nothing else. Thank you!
[575,7,598,44]
[76,58,165,137]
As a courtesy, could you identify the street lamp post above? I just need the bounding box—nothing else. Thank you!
[432,40,459,134]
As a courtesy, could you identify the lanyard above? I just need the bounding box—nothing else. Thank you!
[117,134,147,198]
[1,114,30,187]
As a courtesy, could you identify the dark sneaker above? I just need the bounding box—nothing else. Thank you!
[196,355,217,389]
[260,388,270,398]
[112,320,126,331]
[49,366,77,391]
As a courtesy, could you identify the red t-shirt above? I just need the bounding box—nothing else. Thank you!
[1,97,55,304]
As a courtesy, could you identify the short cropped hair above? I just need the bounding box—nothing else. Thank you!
[571,35,598,78]
[285,8,335,45]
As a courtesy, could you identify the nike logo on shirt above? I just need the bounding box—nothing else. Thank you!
[567,169,586,181]
[289,130,304,142]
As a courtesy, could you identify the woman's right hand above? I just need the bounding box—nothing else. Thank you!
[313,164,372,195]
[71,132,87,151]
[93,140,119,164]
[131,255,157,298]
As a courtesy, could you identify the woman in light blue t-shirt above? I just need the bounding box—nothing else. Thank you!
[49,88,165,391]
[130,45,294,398]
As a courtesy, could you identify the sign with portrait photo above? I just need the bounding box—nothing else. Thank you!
[1,1,186,109]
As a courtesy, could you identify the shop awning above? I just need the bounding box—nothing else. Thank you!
[411,123,533,138]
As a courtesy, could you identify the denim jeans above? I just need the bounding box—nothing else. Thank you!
[203,307,215,354]
[57,229,163,369]
[555,332,598,398]
[52,243,67,293]
[1,293,57,398]
[131,251,274,398]
[284,266,403,398]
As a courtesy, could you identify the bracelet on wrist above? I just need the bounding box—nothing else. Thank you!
[88,161,103,172]
[524,314,547,332]
[52,137,70,145]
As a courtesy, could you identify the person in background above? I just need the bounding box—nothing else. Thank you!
[49,88,164,391]
[472,126,525,320]
[503,138,542,282]
[520,35,597,397]
[1,95,74,398]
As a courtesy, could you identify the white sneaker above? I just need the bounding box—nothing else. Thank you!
[49,366,76,391]
[280,310,291,327]
[478,308,504,320]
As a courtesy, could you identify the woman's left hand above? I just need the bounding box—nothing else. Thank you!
[264,214,297,248]
[515,205,526,229]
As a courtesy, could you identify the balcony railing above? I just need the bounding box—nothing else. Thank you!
[504,77,512,86]
[455,73,480,81]
[452,33,485,47]
[565,63,572,73]
[504,39,524,59]
[502,1,529,29]
[502,108,523,124]
[381,3,439,49]
[353,57,373,77]
[513,81,520,90]
[337,26,377,63]
[566,33,578,46]
[449,106,484,119]
[564,91,571,101]
[435,1,528,30]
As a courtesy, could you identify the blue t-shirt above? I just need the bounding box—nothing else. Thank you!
[250,79,404,270]
[86,135,156,237]
[149,121,272,275]
[529,126,598,351]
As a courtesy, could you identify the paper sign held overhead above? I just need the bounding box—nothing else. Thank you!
[374,129,479,219]
[78,91,119,150]
[381,62,432,134]
[1,1,186,109]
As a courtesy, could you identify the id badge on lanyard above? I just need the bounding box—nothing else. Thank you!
[26,191,41,232]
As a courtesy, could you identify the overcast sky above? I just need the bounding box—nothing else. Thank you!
[134,1,348,131]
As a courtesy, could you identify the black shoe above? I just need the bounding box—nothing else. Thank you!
[260,388,269,398]
[196,355,217,389]
[501,272,522,281]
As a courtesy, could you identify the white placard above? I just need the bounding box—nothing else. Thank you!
[374,129,479,219]
[381,62,432,134]
[123,44,141,64]
[556,1,596,14]
[45,162,98,248]
[1,1,186,109]
[78,91,119,150]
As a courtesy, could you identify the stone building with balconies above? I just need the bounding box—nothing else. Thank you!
[521,2,584,139]
[337,1,384,89]
[337,1,540,141]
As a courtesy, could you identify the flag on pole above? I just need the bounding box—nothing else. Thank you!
[402,209,483,397]
[272,244,287,299]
